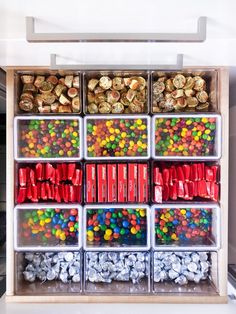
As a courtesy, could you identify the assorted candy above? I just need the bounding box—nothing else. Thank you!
[85,163,148,203]
[153,163,219,203]
[18,119,81,159]
[153,251,210,285]
[23,252,81,283]
[18,207,80,247]
[152,72,211,113]
[17,163,82,204]
[86,75,147,114]
[86,118,149,158]
[154,207,213,246]
[86,252,148,284]
[154,116,217,157]
[86,207,148,247]
[19,74,81,113]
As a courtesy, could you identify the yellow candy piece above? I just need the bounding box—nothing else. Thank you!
[32,229,39,234]
[39,220,45,227]
[106,121,112,127]
[28,143,34,149]
[140,124,146,130]
[67,151,72,157]
[87,237,94,242]
[87,230,94,237]
[194,136,199,141]
[129,141,134,147]
[202,118,208,123]
[205,129,211,134]
[136,119,142,125]
[109,135,115,141]
[139,209,146,217]
[105,229,112,236]
[165,213,171,219]
[115,151,120,156]
[60,233,66,241]
[178,145,184,151]
[45,218,51,224]
[171,233,177,240]
[72,131,78,137]
[115,128,120,134]
[121,132,127,138]
[69,227,74,232]
[131,227,137,234]
[186,120,192,125]
[101,140,107,146]
[103,150,108,156]
[93,126,97,131]
[137,140,142,147]
[180,209,186,215]
[104,234,111,241]
[197,131,202,136]
[183,151,189,156]
[59,150,64,156]
[162,227,168,233]
[109,128,115,134]
[37,210,44,216]
[94,226,100,232]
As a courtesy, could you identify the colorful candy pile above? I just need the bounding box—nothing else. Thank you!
[19,208,79,246]
[17,163,82,203]
[154,117,217,157]
[154,208,212,245]
[86,118,148,158]
[86,208,147,247]
[86,163,148,203]
[19,119,80,158]
[153,163,219,203]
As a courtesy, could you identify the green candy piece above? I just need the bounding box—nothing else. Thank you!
[120,228,126,235]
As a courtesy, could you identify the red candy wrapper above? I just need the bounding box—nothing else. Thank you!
[19,168,27,187]
[68,164,76,181]
[97,164,107,202]
[138,164,148,202]
[45,163,54,181]
[36,163,44,181]
[17,187,27,203]
[183,164,190,182]
[107,164,117,202]
[72,169,82,186]
[61,164,67,181]
[31,185,38,202]
[169,182,177,200]
[41,182,47,200]
[154,185,162,203]
[26,184,32,200]
[86,164,96,203]
[29,169,36,186]
[118,164,127,202]
[128,163,138,202]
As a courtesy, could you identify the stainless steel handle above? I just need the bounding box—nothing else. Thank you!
[26,16,206,43]
[50,54,183,71]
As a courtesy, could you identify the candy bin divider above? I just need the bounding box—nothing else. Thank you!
[83,204,151,251]
[151,204,220,251]
[83,115,151,160]
[151,250,219,295]
[83,250,151,294]
[82,70,150,115]
[14,161,83,205]
[150,69,219,114]
[151,114,222,160]
[14,116,83,161]
[14,204,82,251]
[83,160,151,205]
[150,160,221,204]
[14,250,83,295]
[14,70,83,115]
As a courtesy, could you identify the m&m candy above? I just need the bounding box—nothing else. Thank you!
[19,208,79,247]
[86,117,149,158]
[19,119,81,158]
[154,207,212,246]
[86,207,148,247]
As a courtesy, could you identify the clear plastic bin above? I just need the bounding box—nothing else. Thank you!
[15,251,82,295]
[84,251,150,294]
[151,69,218,114]
[152,251,219,295]
[83,205,150,251]
[14,116,83,161]
[151,204,220,250]
[84,115,151,160]
[152,114,221,160]
[83,71,150,115]
[14,205,82,251]
[15,70,82,115]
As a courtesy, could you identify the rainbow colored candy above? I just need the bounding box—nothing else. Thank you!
[19,208,79,246]
[155,117,216,157]
[86,118,148,158]
[154,207,212,245]
[19,119,80,158]
[86,207,147,247]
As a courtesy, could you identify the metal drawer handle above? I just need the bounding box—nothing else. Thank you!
[26,16,206,43]
[50,53,183,71]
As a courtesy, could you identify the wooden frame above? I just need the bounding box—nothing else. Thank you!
[5,67,229,303]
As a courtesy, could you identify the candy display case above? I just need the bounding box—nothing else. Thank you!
[6,66,228,303]
[84,251,150,294]
[15,251,82,295]
[151,204,220,250]
[83,71,150,115]
[15,70,82,114]
[83,205,151,251]
[14,205,82,251]
[152,114,221,160]
[152,251,219,295]
[14,116,83,161]
[84,115,151,160]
